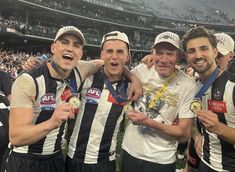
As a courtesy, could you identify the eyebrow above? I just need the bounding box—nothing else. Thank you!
[199,45,209,49]
[187,45,209,51]
[60,37,82,45]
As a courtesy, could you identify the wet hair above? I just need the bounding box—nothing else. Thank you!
[181,26,217,52]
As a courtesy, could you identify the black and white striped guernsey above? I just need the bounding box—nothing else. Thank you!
[12,64,82,155]
[200,71,235,171]
[68,70,127,164]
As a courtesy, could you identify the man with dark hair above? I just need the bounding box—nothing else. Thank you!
[6,26,102,172]
[19,30,142,172]
[182,26,235,172]
[66,31,137,172]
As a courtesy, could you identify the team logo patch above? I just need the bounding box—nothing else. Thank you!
[61,88,72,101]
[213,88,222,100]
[208,99,227,113]
[85,88,101,104]
[40,93,56,110]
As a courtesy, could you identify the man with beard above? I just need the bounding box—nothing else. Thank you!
[182,26,235,172]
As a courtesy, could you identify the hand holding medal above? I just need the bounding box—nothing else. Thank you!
[67,93,81,115]
[123,101,133,113]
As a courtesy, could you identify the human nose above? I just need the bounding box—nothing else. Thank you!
[160,53,168,62]
[111,52,119,60]
[65,43,74,52]
[194,50,202,59]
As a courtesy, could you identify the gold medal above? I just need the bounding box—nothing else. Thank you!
[190,99,202,113]
[123,101,133,113]
[69,96,81,108]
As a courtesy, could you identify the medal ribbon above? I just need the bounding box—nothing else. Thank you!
[101,69,127,103]
[194,67,220,99]
[148,71,177,109]
[192,67,220,130]
[51,60,77,93]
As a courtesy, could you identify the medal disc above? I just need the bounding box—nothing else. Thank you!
[69,96,81,108]
[123,101,133,113]
[190,100,202,113]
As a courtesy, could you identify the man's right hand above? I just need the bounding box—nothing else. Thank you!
[141,54,154,69]
[48,102,76,129]
[22,57,37,71]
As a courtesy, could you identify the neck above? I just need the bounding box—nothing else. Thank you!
[103,68,123,82]
[198,64,218,82]
[48,62,70,80]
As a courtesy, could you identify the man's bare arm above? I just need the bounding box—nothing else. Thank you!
[123,66,142,101]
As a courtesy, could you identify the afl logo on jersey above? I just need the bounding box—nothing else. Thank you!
[40,93,56,110]
[85,88,101,104]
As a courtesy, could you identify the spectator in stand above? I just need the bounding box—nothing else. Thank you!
[0,70,12,101]
[0,70,12,172]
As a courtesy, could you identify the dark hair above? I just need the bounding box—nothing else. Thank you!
[181,26,217,52]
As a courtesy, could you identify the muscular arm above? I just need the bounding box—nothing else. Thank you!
[88,59,104,70]
[9,75,74,146]
[122,66,142,101]
[9,108,54,146]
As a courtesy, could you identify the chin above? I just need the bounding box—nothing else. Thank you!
[60,65,74,72]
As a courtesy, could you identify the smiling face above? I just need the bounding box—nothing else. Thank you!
[185,37,218,80]
[51,34,83,77]
[101,40,129,81]
[152,42,179,78]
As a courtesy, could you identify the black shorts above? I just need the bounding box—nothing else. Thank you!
[5,151,65,172]
[120,150,175,172]
[65,155,116,172]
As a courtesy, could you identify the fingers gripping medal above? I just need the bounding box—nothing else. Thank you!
[68,94,81,114]
[190,99,202,113]
[123,101,133,113]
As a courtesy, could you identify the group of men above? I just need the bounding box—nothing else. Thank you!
[1,24,235,172]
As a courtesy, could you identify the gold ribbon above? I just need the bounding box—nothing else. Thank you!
[148,71,177,109]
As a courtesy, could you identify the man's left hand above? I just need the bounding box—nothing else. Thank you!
[127,111,148,125]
